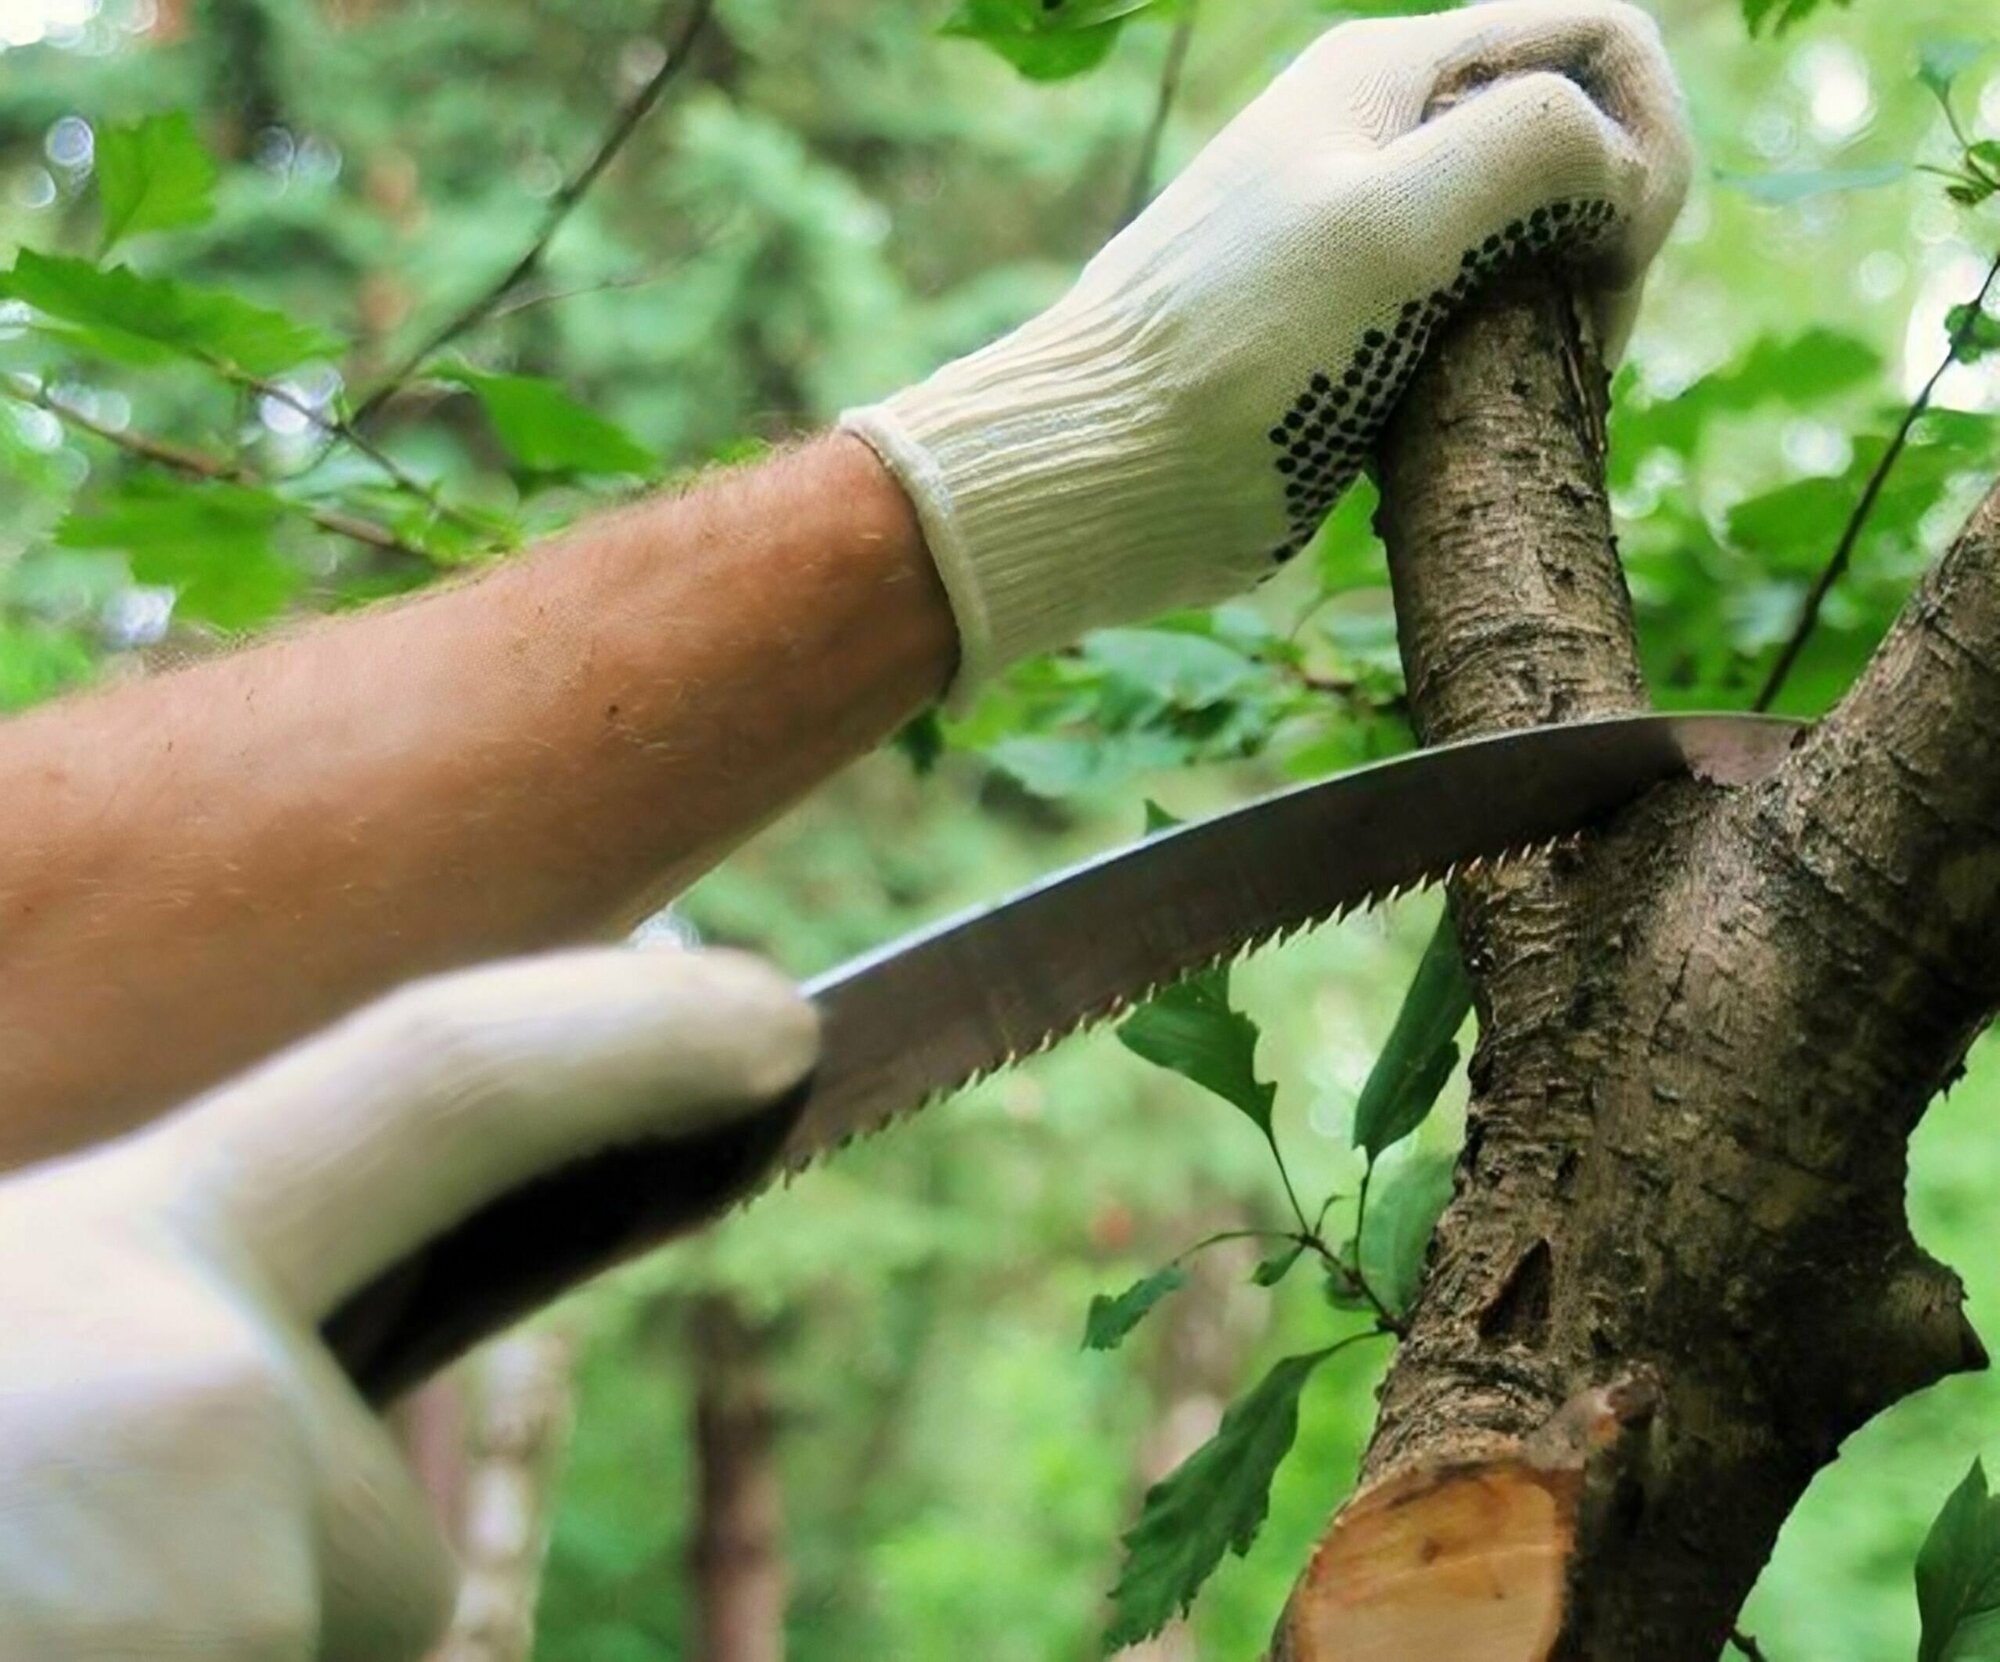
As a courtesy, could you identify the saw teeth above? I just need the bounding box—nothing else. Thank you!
[755,826,1592,1200]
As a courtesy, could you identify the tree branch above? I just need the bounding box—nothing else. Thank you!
[1272,269,1992,1662]
[1119,1,1197,230]
[1754,246,2000,711]
[3,373,431,565]
[231,370,481,536]
[349,0,716,425]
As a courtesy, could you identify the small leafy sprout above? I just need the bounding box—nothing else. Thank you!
[1097,895,1471,1645]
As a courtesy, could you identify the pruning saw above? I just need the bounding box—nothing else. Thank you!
[327,711,1802,1403]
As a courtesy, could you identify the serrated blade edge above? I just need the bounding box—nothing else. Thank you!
[328,711,1801,1403]
[781,712,1801,1177]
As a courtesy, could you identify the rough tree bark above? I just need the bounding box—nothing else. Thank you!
[1272,271,2000,1660]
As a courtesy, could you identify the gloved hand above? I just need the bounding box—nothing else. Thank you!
[0,947,815,1662]
[844,0,1690,695]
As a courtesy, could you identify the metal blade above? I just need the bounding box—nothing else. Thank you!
[328,710,1800,1404]
[785,711,1799,1173]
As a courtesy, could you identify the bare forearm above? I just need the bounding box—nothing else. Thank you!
[0,435,951,1163]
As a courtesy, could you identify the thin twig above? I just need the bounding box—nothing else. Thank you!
[1755,247,2000,711]
[484,267,677,323]
[2,374,430,562]
[234,371,480,533]
[1727,1626,1772,1662]
[350,0,716,425]
[1119,0,1197,230]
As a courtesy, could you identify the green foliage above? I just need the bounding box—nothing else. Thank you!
[94,113,217,253]
[1917,1460,2000,1662]
[1103,1346,1337,1648]
[1918,40,1989,104]
[1349,914,1472,1161]
[1742,0,1851,37]
[1948,303,2000,365]
[1119,967,1276,1140]
[894,710,946,776]
[0,622,95,711]
[1083,1265,1189,1350]
[56,477,299,629]
[0,251,337,375]
[1357,1147,1456,1323]
[942,0,1164,81]
[1252,1241,1308,1288]
[444,368,655,479]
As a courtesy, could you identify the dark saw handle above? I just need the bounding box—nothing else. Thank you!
[322,1080,811,1407]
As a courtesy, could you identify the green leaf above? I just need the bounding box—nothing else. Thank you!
[1119,967,1276,1139]
[0,250,337,375]
[1322,1241,1373,1314]
[1917,1459,2000,1662]
[1741,0,1847,35]
[1083,1266,1188,1351]
[1103,1348,1335,1648]
[0,621,96,711]
[1142,799,1182,836]
[1357,1147,1456,1322]
[986,728,1190,798]
[1714,164,1906,204]
[56,476,299,629]
[1084,627,1262,709]
[96,112,217,253]
[1251,1242,1306,1288]
[1919,39,1988,104]
[894,709,945,776]
[1351,916,1473,1161]
[1948,303,2000,366]
[445,368,654,477]
[1726,475,1855,575]
[941,0,1159,80]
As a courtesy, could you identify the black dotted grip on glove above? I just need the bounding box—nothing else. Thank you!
[1266,196,1616,565]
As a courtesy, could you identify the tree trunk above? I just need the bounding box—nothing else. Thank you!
[1272,271,2000,1660]
[688,1294,788,1662]
[428,1335,574,1662]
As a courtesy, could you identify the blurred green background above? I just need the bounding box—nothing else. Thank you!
[2,0,1998,1656]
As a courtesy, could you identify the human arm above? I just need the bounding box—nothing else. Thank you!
[0,0,1689,1166]
[0,437,948,1164]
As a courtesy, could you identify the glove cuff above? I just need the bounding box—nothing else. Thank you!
[842,300,1209,703]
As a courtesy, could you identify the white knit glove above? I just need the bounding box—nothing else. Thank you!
[0,948,814,1662]
[844,0,1690,694]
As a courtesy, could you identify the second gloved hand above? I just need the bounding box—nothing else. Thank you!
[844,0,1690,695]
[0,947,815,1662]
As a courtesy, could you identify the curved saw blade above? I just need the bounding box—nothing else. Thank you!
[329,710,1801,1403]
